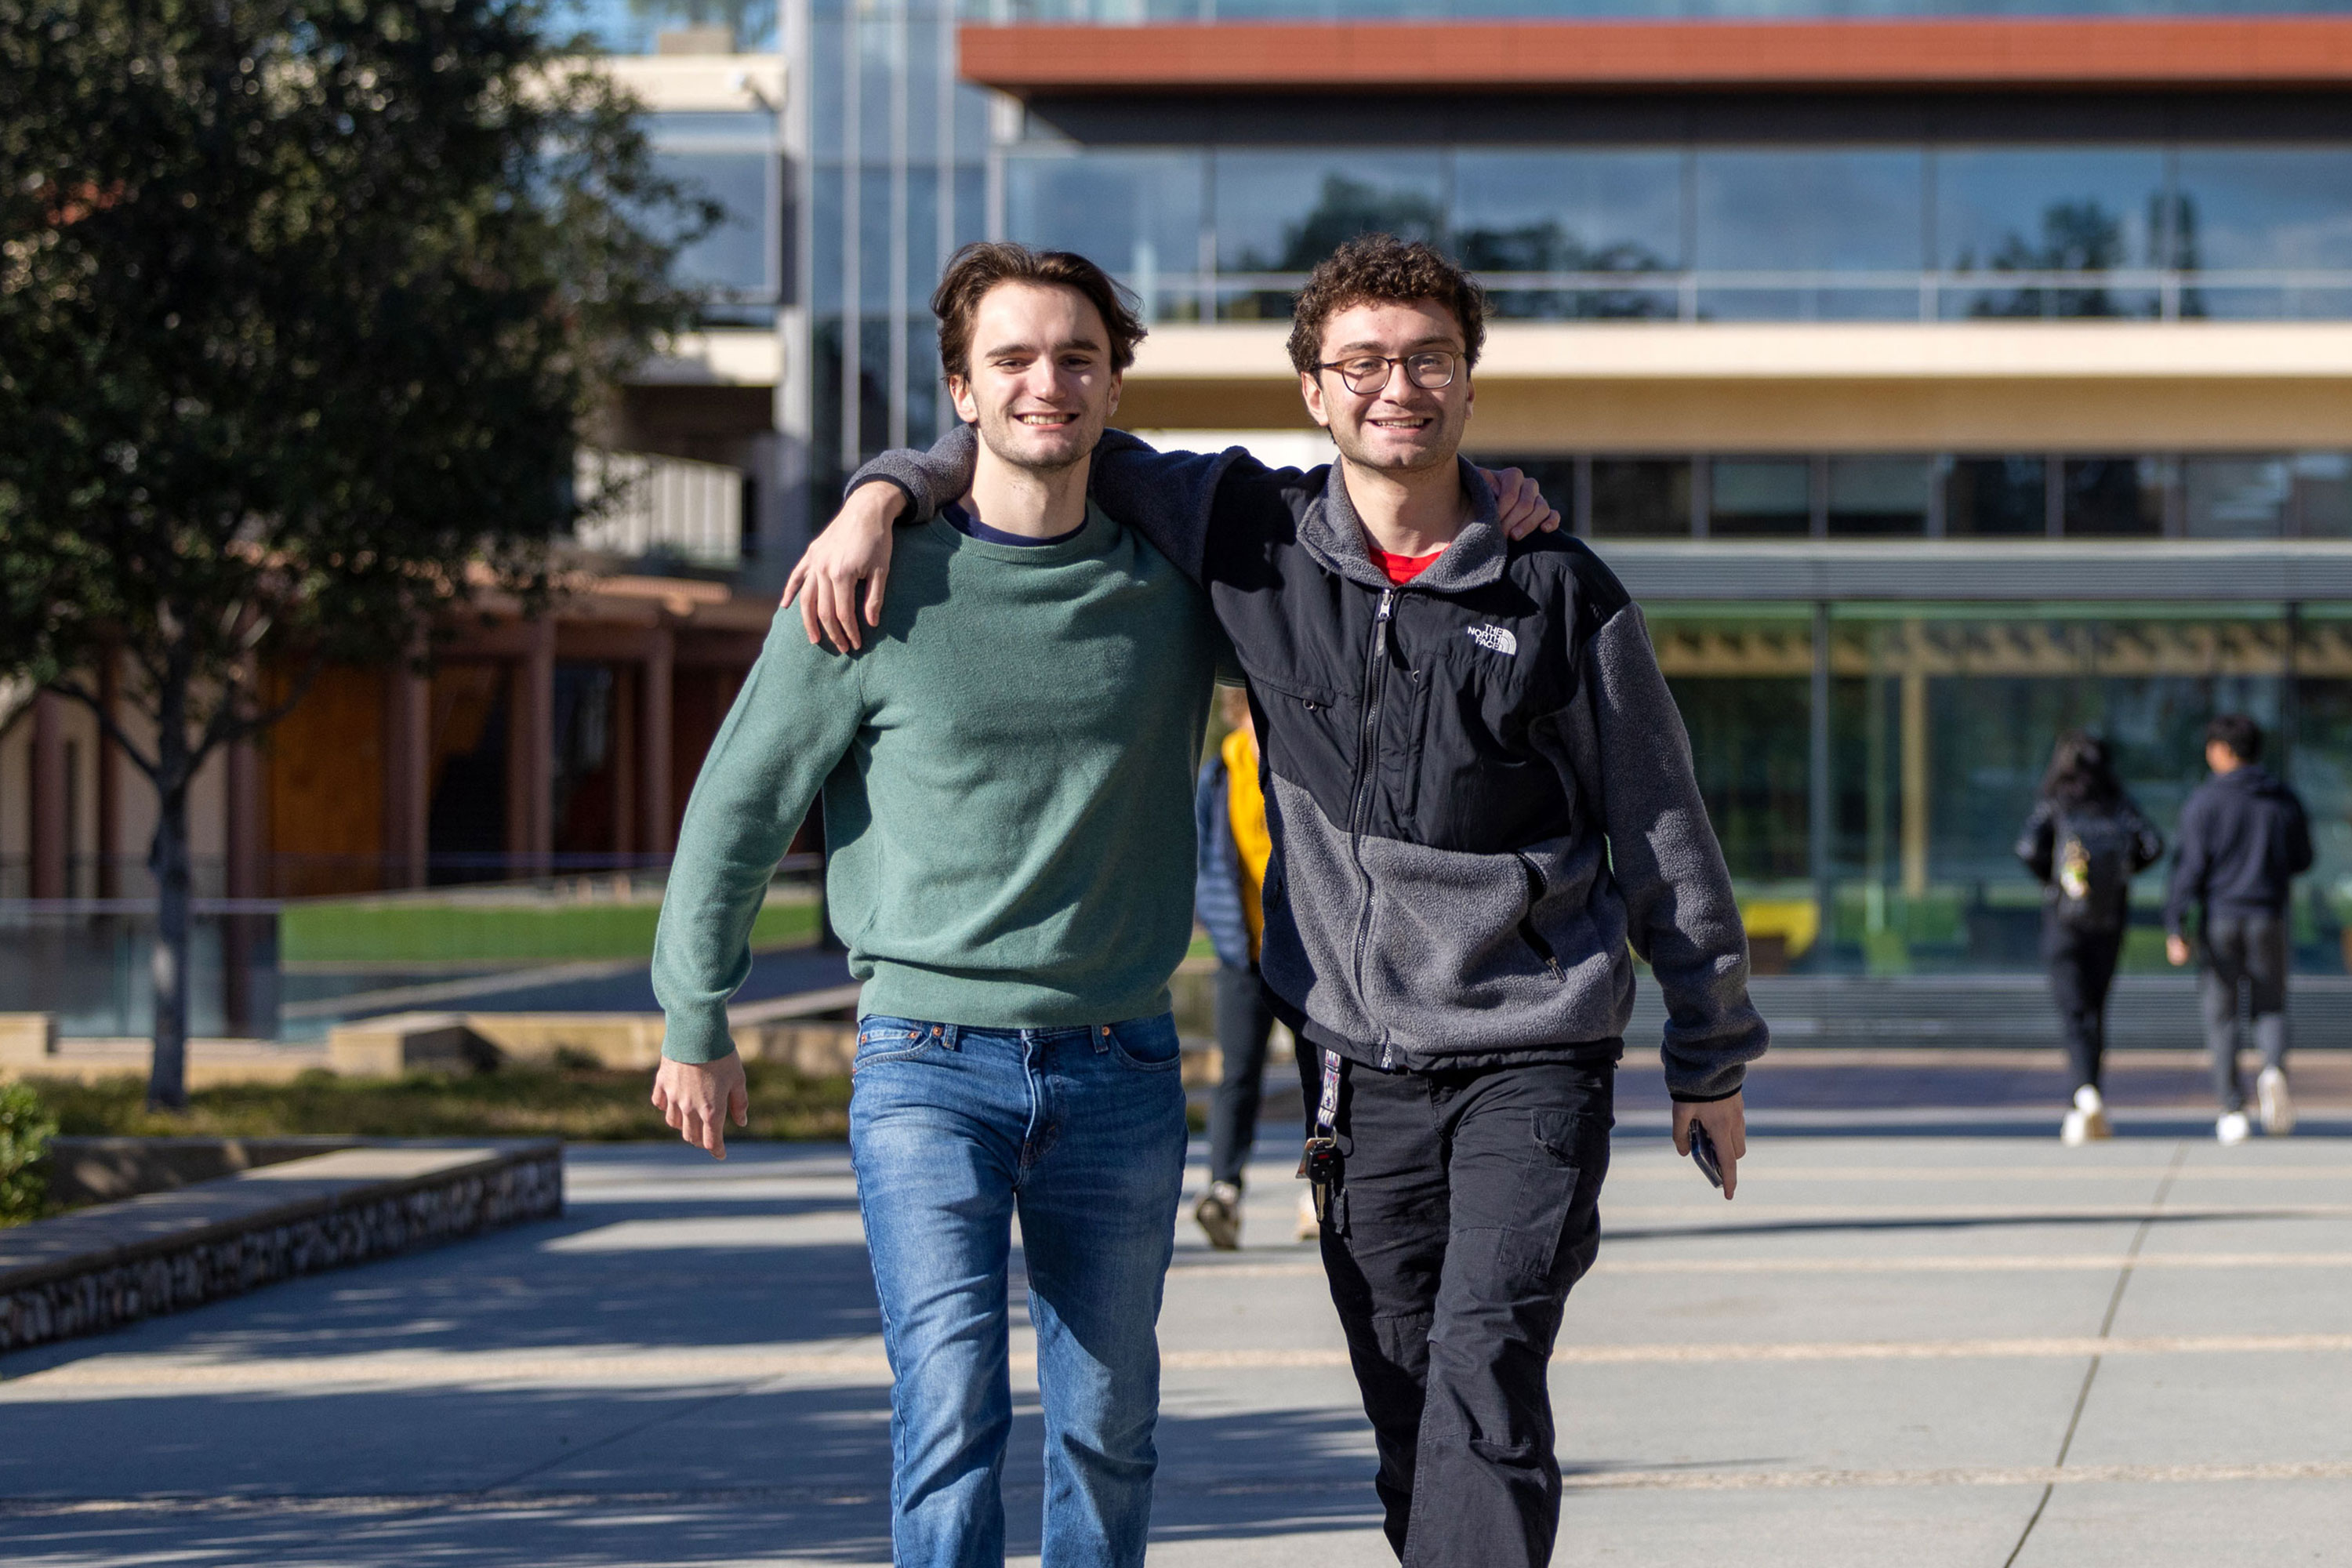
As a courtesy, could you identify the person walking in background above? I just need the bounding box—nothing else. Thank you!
[2165,713,2314,1145]
[2016,731,2162,1145]
[1191,686,1283,1250]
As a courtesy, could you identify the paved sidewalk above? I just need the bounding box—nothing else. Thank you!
[2,1065,2348,1566]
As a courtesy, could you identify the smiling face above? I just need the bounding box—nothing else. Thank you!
[947,280,1122,477]
[1298,298,1474,477]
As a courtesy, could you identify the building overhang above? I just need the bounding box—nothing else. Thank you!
[632,330,782,388]
[960,17,2352,96]
[1116,322,2352,454]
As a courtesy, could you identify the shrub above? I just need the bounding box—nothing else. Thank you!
[0,1081,59,1223]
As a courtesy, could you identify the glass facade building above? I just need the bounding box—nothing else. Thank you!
[562,0,2352,977]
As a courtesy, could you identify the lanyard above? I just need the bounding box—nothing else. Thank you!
[1316,1047,1342,1137]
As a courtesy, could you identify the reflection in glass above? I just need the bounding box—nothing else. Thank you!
[1007,150,1206,320]
[2062,458,2165,537]
[653,150,776,301]
[1827,458,1930,535]
[1590,459,1691,537]
[1693,149,1923,271]
[1451,151,1680,319]
[1710,459,1810,537]
[2176,148,2352,272]
[1214,149,1446,274]
[1936,147,2164,319]
[2184,458,2291,539]
[1945,459,2046,537]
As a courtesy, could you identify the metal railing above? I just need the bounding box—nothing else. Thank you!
[573,450,744,566]
[1160,267,2352,324]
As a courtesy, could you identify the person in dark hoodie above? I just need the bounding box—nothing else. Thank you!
[2164,713,2313,1144]
[2016,731,2163,1145]
[793,235,1766,1568]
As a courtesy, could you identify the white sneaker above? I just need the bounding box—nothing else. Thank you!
[1194,1181,1243,1250]
[2216,1110,2252,1146]
[2061,1086,2111,1145]
[2258,1067,2295,1136]
[1295,1189,1320,1243]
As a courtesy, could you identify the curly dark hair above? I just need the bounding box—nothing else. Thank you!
[932,241,1147,383]
[1286,234,1486,378]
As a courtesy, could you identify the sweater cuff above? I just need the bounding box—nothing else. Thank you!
[661,1010,740,1065]
[1670,1082,1744,1105]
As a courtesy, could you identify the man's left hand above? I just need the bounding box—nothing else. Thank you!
[1673,1090,1747,1200]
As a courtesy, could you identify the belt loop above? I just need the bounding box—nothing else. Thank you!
[1094,1022,1112,1054]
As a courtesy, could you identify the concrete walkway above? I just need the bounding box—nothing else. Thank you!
[2,1071,2348,1565]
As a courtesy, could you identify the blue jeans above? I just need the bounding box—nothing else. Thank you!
[849,1012,1189,1568]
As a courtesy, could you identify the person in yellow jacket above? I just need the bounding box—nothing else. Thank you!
[1192,687,1298,1248]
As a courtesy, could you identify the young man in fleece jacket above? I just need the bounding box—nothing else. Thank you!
[793,234,1767,1568]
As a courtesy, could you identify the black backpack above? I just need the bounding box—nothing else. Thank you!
[2053,808,2134,931]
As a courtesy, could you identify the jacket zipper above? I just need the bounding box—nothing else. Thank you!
[1348,589,1396,1050]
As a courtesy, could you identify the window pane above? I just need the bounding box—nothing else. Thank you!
[2062,458,2165,537]
[2176,147,2352,272]
[654,151,775,299]
[1006,150,1206,319]
[1591,459,1691,537]
[2183,457,2292,539]
[1452,150,1681,320]
[1693,149,1923,271]
[1710,459,1810,537]
[1935,148,2165,319]
[1214,149,1446,274]
[1828,457,1931,536]
[2296,452,2352,537]
[1945,458,2045,537]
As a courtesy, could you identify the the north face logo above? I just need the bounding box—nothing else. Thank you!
[1465,624,1518,657]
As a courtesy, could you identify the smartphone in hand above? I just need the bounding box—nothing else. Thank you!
[1688,1121,1725,1191]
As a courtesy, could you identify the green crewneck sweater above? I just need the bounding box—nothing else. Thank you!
[653,504,1220,1062]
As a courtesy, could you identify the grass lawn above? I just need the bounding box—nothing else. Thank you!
[27,1062,851,1144]
[281,897,818,965]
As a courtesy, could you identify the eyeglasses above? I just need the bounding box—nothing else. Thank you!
[1314,350,1461,397]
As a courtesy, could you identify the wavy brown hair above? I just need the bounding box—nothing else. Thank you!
[932,241,1146,383]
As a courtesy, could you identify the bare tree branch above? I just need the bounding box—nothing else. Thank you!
[47,676,162,781]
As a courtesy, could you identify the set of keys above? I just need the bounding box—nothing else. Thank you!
[1298,1048,1345,1225]
[1298,1132,1340,1223]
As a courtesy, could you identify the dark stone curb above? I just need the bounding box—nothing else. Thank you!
[0,1141,563,1353]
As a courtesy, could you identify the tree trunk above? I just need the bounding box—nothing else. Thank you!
[146,681,193,1112]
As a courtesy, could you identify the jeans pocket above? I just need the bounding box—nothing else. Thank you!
[1102,1014,1184,1072]
[854,1015,942,1072]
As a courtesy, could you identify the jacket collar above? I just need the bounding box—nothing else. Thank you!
[1298,456,1508,594]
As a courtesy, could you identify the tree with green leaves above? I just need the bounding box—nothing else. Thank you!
[0,0,714,1107]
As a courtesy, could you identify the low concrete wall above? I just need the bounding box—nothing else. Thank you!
[0,1140,562,1353]
[42,1136,368,1209]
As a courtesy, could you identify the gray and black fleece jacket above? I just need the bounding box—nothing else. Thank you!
[853,426,1766,1102]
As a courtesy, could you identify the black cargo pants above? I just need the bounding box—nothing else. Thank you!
[1297,1041,1617,1567]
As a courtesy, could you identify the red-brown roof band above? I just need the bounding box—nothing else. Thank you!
[960,17,2352,94]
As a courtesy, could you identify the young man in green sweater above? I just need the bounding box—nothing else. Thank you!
[649,245,1221,1568]
[655,241,1552,1567]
